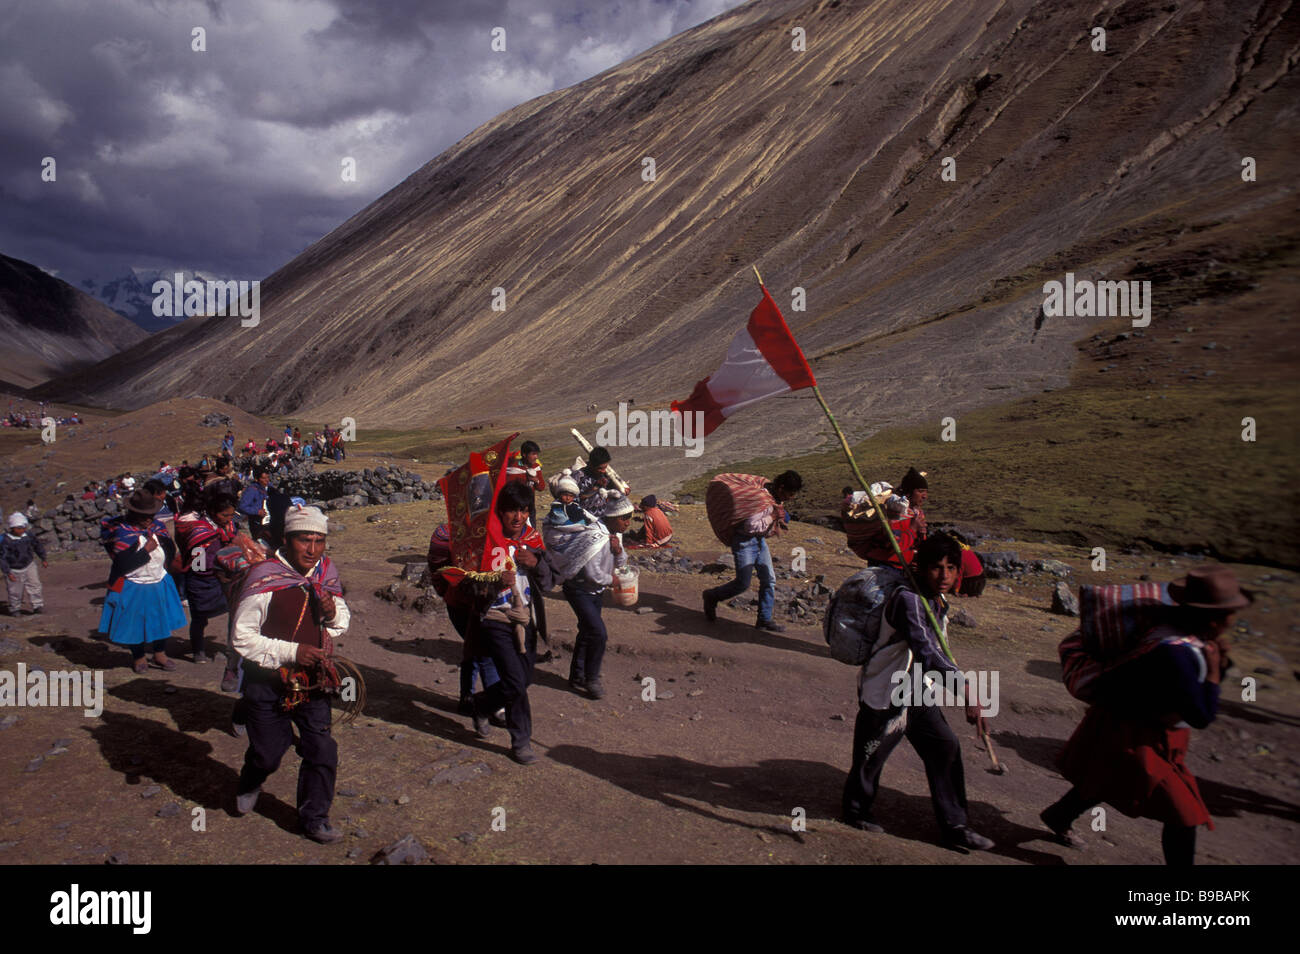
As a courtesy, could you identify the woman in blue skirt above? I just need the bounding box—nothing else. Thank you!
[98,490,188,673]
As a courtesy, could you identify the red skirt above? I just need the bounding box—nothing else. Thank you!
[1058,706,1213,828]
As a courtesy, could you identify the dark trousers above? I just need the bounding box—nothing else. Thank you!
[189,614,215,654]
[472,619,535,751]
[237,678,337,830]
[129,639,169,659]
[1045,786,1197,865]
[842,701,968,832]
[564,584,608,685]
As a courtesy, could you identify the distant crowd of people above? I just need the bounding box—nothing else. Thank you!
[234,424,348,464]
[3,401,82,428]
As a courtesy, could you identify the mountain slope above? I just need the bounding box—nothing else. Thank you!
[0,253,150,389]
[36,0,1299,478]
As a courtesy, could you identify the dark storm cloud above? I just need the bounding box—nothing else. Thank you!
[0,0,742,288]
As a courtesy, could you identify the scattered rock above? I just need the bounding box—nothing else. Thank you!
[635,606,653,615]
[106,853,128,865]
[338,787,359,797]
[24,758,43,773]
[455,831,477,845]
[1034,559,1073,577]
[346,847,362,859]
[830,713,845,721]
[949,608,977,628]
[156,803,181,818]
[375,584,404,605]
[687,688,703,697]
[1051,582,1080,617]
[428,762,491,786]
[371,833,430,865]
[396,795,411,805]
[690,713,703,721]
[0,715,18,730]
[658,690,675,700]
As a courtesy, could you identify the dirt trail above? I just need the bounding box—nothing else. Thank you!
[1,502,1296,865]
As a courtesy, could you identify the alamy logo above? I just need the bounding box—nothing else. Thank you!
[1042,272,1151,327]
[0,664,104,717]
[889,665,999,716]
[50,884,151,934]
[593,402,706,458]
[151,273,260,327]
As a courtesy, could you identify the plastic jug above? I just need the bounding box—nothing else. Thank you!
[612,566,639,607]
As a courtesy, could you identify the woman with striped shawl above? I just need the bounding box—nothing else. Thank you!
[174,490,240,663]
[98,490,188,673]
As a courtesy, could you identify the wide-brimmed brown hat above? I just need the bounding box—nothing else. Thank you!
[1168,566,1251,610]
[125,489,164,516]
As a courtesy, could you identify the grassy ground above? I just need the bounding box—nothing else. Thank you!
[683,378,1300,567]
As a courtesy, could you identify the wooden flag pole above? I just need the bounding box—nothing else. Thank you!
[810,383,953,661]
[750,266,953,661]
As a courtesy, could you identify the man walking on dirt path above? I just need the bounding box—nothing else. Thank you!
[231,506,349,844]
[702,470,801,633]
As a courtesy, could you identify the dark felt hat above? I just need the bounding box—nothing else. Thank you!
[1168,566,1251,610]
[125,489,163,515]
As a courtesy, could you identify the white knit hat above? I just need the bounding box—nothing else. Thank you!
[602,490,634,518]
[7,512,28,528]
[551,469,580,498]
[284,505,328,536]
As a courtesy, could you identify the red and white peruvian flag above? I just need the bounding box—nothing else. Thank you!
[671,285,817,435]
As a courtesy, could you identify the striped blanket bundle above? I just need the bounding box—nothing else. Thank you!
[705,473,775,546]
[1059,582,1176,701]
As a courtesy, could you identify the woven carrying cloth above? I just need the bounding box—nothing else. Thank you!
[705,473,774,546]
[1059,582,1176,701]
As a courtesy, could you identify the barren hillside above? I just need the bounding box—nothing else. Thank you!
[0,253,149,390]
[33,0,1297,487]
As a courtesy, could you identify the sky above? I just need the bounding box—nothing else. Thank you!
[0,0,743,288]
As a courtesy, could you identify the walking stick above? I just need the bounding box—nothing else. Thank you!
[979,721,1006,775]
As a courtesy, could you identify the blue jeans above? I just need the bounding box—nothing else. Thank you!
[449,606,500,698]
[707,534,776,623]
[564,584,608,685]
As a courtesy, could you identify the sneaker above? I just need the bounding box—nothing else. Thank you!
[844,816,886,834]
[489,708,508,727]
[941,825,995,853]
[568,676,588,695]
[702,590,718,622]
[151,654,176,672]
[220,667,240,693]
[231,720,247,738]
[235,787,261,815]
[510,745,539,765]
[132,658,149,675]
[755,619,785,633]
[586,677,606,700]
[305,822,343,844]
[1039,807,1086,849]
[193,651,211,664]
